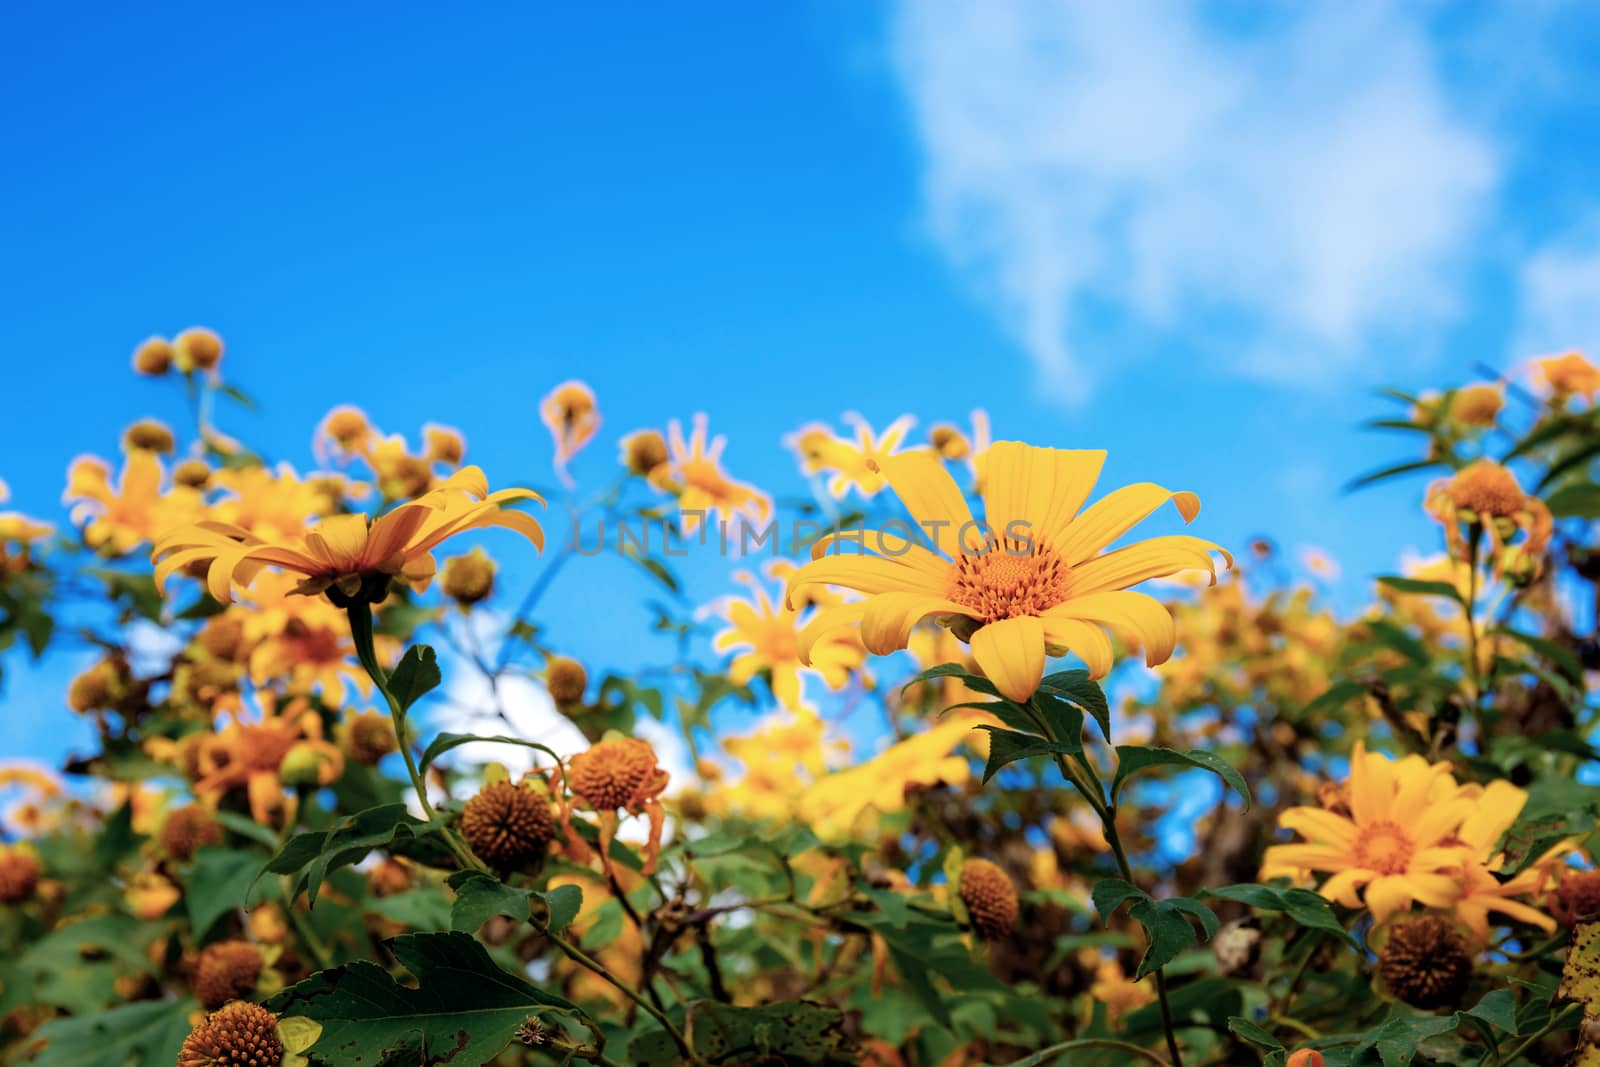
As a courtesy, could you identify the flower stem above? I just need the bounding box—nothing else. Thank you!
[532,914,699,1062]
[1026,699,1185,1067]
[344,600,486,874]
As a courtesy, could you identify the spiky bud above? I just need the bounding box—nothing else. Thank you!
[958,858,1018,940]
[0,848,43,905]
[1377,914,1472,1010]
[1552,868,1600,928]
[460,781,554,869]
[177,1001,283,1067]
[160,804,223,863]
[545,655,587,707]
[194,941,264,1010]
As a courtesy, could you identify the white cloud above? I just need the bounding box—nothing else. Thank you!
[889,1,1499,400]
[1512,217,1600,361]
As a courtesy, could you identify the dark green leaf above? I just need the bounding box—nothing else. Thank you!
[188,847,269,937]
[263,804,434,904]
[1112,745,1251,810]
[976,726,1081,783]
[387,644,441,711]
[266,932,583,1066]
[1200,883,1356,947]
[1545,482,1600,518]
[1038,670,1110,739]
[418,731,562,775]
[1091,877,1148,922]
[1375,575,1465,604]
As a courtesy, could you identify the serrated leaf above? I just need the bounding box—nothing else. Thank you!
[387,644,441,711]
[1091,877,1148,922]
[975,726,1081,783]
[1129,898,1198,978]
[265,932,583,1066]
[1038,669,1110,739]
[263,804,434,905]
[1112,745,1251,810]
[1200,883,1357,947]
[684,1000,856,1064]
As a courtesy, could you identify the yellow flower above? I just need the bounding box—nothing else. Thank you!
[620,429,669,477]
[240,571,391,696]
[1531,349,1600,401]
[1424,460,1551,576]
[797,715,988,840]
[1443,780,1565,943]
[710,562,867,712]
[1448,384,1503,428]
[65,451,202,555]
[659,415,772,535]
[1088,957,1155,1026]
[131,336,174,376]
[316,405,375,464]
[705,712,846,822]
[207,465,343,544]
[1260,743,1477,923]
[153,465,542,603]
[785,414,915,499]
[194,694,344,825]
[424,424,465,466]
[540,380,601,486]
[787,442,1228,702]
[173,327,224,373]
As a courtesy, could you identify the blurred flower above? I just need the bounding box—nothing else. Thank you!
[1425,460,1551,576]
[441,547,496,607]
[657,414,771,536]
[788,442,1228,702]
[958,857,1018,939]
[1444,779,1564,943]
[540,380,600,486]
[131,336,174,376]
[194,694,344,825]
[65,451,202,554]
[173,327,224,374]
[785,413,915,499]
[1530,350,1600,403]
[621,429,669,478]
[1087,957,1154,1026]
[543,655,587,708]
[338,709,397,765]
[0,842,43,904]
[709,562,867,713]
[423,424,465,466]
[121,418,176,454]
[316,405,374,465]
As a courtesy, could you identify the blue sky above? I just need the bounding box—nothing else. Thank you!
[5,3,1600,765]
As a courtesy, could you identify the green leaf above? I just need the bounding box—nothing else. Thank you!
[1353,1009,1463,1066]
[1128,898,1200,978]
[26,998,199,1067]
[1227,1016,1286,1056]
[263,804,435,905]
[1375,575,1465,604]
[387,644,441,711]
[630,1000,856,1065]
[188,847,270,937]
[1302,679,1372,718]
[1112,745,1251,810]
[267,932,584,1066]
[1464,988,1518,1036]
[1091,877,1149,922]
[900,662,1000,699]
[975,726,1081,783]
[543,883,583,933]
[1344,458,1447,492]
[1038,670,1110,739]
[1489,626,1585,683]
[1546,482,1600,518]
[1165,895,1220,940]
[418,731,563,775]
[1200,883,1357,947]
[446,870,534,932]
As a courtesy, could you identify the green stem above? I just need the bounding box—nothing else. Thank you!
[1498,1003,1580,1064]
[344,601,486,873]
[995,1036,1171,1066]
[1026,699,1185,1067]
[532,915,699,1063]
[1464,525,1484,713]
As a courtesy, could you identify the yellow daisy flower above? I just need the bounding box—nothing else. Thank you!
[1260,743,1478,923]
[153,465,541,603]
[64,451,202,555]
[540,380,601,486]
[709,562,867,712]
[785,413,915,499]
[660,414,771,536]
[787,442,1228,702]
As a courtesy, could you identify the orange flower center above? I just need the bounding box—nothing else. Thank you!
[1353,820,1414,875]
[1448,462,1524,517]
[947,538,1069,622]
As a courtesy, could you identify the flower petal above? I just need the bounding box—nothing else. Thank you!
[969,615,1046,703]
